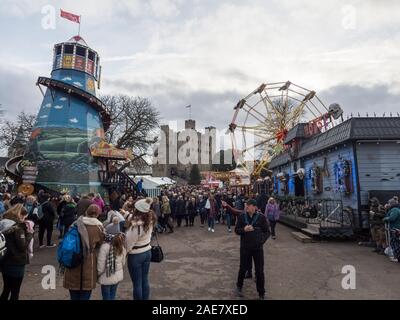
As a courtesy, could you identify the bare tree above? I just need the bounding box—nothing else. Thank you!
[0,111,36,150]
[101,94,160,171]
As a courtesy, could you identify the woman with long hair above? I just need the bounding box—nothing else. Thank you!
[125,198,157,300]
[97,233,127,300]
[0,204,32,300]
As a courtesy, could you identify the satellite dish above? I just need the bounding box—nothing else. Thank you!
[328,103,343,120]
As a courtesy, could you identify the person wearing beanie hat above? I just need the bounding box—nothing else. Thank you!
[125,198,157,300]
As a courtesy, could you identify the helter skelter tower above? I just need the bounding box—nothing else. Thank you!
[20,35,111,194]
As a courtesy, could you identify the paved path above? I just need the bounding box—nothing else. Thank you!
[2,223,400,300]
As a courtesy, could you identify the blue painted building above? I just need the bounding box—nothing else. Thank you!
[269,117,400,229]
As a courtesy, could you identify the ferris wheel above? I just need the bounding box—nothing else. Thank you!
[228,81,343,176]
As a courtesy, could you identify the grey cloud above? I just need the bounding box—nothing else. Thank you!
[319,84,400,117]
[0,65,42,120]
[104,77,242,130]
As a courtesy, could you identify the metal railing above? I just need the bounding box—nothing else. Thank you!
[276,196,352,228]
[144,188,161,198]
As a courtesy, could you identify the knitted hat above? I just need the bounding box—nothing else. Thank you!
[135,198,153,213]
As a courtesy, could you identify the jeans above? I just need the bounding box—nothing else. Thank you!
[0,274,23,300]
[200,210,207,225]
[208,217,215,229]
[237,247,265,295]
[127,250,151,300]
[101,284,119,300]
[226,213,233,230]
[269,220,277,237]
[69,290,92,300]
[39,220,54,246]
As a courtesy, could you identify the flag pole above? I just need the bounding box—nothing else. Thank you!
[78,16,81,36]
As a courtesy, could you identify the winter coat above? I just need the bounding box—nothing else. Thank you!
[39,201,56,224]
[60,203,77,227]
[235,212,270,250]
[206,199,217,218]
[187,201,197,217]
[93,198,105,212]
[384,207,400,230]
[265,203,280,221]
[161,202,171,216]
[63,217,105,291]
[153,202,162,218]
[97,243,126,286]
[176,199,187,217]
[0,218,32,267]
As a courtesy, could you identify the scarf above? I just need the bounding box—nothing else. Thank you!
[104,234,116,277]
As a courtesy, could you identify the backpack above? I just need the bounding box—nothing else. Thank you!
[57,225,83,268]
[37,201,48,220]
[0,232,6,263]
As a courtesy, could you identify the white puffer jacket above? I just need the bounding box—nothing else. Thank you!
[97,243,126,286]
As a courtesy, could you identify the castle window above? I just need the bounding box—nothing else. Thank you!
[55,45,62,55]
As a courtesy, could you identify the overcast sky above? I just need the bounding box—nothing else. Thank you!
[1,0,400,133]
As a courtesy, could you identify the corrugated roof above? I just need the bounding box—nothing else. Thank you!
[298,119,352,157]
[284,123,307,144]
[351,117,400,140]
[268,151,291,168]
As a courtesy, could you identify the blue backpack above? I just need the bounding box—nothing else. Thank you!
[57,225,83,269]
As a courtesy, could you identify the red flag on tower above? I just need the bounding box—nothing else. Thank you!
[60,9,80,24]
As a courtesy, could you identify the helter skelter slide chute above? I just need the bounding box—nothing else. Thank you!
[228,81,343,177]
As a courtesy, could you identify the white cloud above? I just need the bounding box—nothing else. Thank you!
[149,0,181,18]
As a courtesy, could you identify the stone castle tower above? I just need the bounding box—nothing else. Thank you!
[152,119,216,179]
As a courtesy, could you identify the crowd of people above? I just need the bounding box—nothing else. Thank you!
[0,190,157,300]
[368,196,400,263]
[4,183,400,300]
[0,186,280,300]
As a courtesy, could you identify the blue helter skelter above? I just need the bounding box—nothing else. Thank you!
[23,35,111,194]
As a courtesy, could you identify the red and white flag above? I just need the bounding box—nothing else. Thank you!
[60,9,80,24]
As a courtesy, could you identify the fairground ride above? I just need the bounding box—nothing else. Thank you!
[228,81,343,178]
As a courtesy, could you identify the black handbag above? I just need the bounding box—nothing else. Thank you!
[151,232,164,263]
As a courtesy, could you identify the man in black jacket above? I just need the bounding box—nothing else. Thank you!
[38,193,57,248]
[234,199,270,300]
